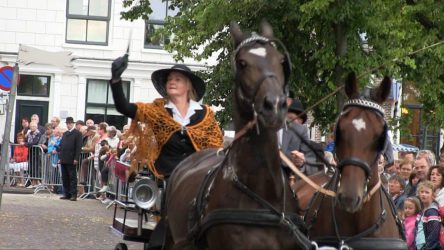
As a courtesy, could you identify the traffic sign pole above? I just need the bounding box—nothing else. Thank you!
[0,63,19,210]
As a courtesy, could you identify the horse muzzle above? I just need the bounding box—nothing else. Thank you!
[336,190,363,213]
[256,93,287,129]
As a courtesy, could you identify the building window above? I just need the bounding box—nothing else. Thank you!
[18,75,50,97]
[144,0,177,49]
[66,0,111,45]
[85,79,130,129]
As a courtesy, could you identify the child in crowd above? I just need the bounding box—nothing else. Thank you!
[96,140,110,199]
[403,196,421,250]
[10,133,29,187]
[415,180,441,250]
[48,127,62,167]
[119,137,136,164]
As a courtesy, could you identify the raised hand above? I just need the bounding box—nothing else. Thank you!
[111,54,129,83]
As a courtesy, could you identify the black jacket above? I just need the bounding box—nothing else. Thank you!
[58,129,83,164]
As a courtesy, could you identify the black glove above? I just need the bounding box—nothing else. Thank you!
[111,54,129,82]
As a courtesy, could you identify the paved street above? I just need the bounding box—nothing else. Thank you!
[0,192,142,249]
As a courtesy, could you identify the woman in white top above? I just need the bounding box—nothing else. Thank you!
[428,165,444,206]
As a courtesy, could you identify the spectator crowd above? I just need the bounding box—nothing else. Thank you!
[4,114,136,205]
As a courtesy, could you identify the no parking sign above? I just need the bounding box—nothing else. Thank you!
[0,66,19,91]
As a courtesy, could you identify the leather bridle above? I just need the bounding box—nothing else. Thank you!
[335,98,388,187]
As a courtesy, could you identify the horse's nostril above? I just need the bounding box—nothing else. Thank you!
[263,96,274,111]
[337,193,343,203]
[355,196,362,208]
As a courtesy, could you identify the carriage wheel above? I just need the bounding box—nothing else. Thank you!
[114,243,128,250]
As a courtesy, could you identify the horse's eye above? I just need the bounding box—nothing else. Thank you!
[237,60,247,69]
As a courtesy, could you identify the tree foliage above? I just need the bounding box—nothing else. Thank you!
[121,0,444,132]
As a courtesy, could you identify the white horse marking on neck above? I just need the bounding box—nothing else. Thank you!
[249,47,267,57]
[352,118,366,132]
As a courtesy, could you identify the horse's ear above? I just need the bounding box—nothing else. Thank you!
[260,20,273,38]
[230,22,243,47]
[344,72,360,99]
[372,76,391,104]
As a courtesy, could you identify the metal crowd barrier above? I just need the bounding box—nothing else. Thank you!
[2,144,97,196]
[4,145,45,190]
[3,143,130,202]
[82,156,132,205]
[78,152,97,199]
[107,160,130,201]
[4,143,27,187]
[35,151,93,195]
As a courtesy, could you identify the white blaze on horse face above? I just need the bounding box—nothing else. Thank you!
[274,96,279,114]
[352,118,366,132]
[248,47,267,57]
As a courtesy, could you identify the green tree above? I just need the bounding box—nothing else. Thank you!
[121,0,444,132]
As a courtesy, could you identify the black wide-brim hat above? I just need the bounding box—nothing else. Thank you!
[151,64,206,101]
[288,98,307,124]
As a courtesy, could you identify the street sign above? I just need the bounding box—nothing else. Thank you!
[0,66,18,91]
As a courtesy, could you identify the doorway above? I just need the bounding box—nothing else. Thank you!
[15,100,48,142]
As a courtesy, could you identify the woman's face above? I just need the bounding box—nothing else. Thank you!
[29,122,37,132]
[430,168,443,189]
[22,119,29,128]
[411,176,419,185]
[400,163,413,180]
[388,180,402,195]
[46,128,53,135]
[166,72,191,99]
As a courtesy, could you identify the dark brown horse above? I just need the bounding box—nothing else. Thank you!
[303,73,407,249]
[164,21,312,250]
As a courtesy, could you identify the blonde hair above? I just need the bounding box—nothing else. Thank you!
[29,121,38,129]
[399,159,414,169]
[416,180,436,195]
[187,78,198,101]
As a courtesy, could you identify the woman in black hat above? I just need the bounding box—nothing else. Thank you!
[109,55,223,179]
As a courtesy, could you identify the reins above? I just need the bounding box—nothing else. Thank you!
[280,151,336,197]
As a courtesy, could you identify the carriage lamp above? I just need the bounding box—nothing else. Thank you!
[132,177,159,210]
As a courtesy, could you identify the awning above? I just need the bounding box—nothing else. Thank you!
[392,144,419,153]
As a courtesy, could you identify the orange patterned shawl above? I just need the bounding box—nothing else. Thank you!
[126,98,223,178]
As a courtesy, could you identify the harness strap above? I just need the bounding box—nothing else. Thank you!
[331,187,387,245]
[381,185,406,240]
[336,157,371,178]
[313,237,408,250]
[198,209,306,238]
[231,175,313,250]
